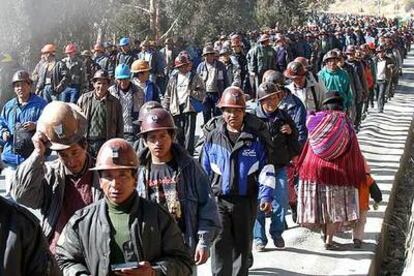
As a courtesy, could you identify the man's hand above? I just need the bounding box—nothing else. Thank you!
[2,131,10,142]
[280,124,292,135]
[31,131,49,156]
[23,121,36,131]
[114,261,155,276]
[260,201,272,214]
[194,246,209,265]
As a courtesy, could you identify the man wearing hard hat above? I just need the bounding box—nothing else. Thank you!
[11,101,103,254]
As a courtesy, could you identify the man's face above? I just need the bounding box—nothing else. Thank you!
[13,81,31,102]
[45,52,55,62]
[67,53,76,60]
[219,54,229,64]
[205,53,215,64]
[100,169,136,205]
[178,65,189,74]
[145,129,173,162]
[137,71,149,82]
[378,51,385,58]
[222,107,245,131]
[260,93,283,113]
[121,45,129,53]
[293,75,306,88]
[347,52,355,61]
[93,79,109,99]
[326,58,338,71]
[232,45,241,53]
[57,143,88,175]
[117,79,130,90]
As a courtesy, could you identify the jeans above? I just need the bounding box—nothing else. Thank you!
[202,92,221,125]
[42,85,58,103]
[253,167,288,245]
[60,84,80,103]
[376,80,388,113]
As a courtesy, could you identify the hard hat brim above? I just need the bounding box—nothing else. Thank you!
[49,142,72,151]
[90,165,137,171]
[138,126,176,136]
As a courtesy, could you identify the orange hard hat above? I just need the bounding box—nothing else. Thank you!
[131,59,151,73]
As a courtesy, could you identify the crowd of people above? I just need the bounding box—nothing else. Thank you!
[1,12,408,275]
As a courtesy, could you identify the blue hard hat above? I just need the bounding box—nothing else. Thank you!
[115,63,131,80]
[119,37,130,46]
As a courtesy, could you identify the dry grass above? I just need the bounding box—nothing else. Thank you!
[327,0,411,18]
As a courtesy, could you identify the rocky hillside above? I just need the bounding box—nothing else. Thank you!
[328,0,412,18]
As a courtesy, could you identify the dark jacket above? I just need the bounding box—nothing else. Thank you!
[55,194,193,276]
[36,60,69,94]
[78,91,124,140]
[11,153,103,239]
[197,113,273,158]
[162,71,205,116]
[280,90,308,147]
[0,196,61,276]
[94,55,114,78]
[109,82,145,133]
[254,106,300,169]
[201,122,275,202]
[247,45,277,76]
[196,60,229,96]
[137,144,221,254]
[116,51,137,67]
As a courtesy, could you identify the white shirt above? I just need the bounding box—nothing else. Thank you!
[177,72,191,105]
[376,59,387,81]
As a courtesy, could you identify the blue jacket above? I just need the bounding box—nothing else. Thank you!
[0,94,47,166]
[137,144,221,254]
[143,80,160,103]
[201,123,275,203]
[280,90,308,147]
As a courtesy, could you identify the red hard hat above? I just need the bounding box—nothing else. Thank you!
[174,54,190,68]
[294,57,310,70]
[65,43,78,54]
[367,42,376,50]
[91,138,139,171]
[217,86,246,109]
[139,108,176,135]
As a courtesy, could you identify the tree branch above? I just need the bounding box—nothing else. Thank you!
[121,3,150,14]
[159,16,180,40]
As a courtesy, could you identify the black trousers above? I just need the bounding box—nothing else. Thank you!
[202,93,221,125]
[211,196,257,276]
[174,112,197,155]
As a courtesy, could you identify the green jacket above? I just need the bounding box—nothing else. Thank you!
[318,67,353,109]
[247,45,277,75]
